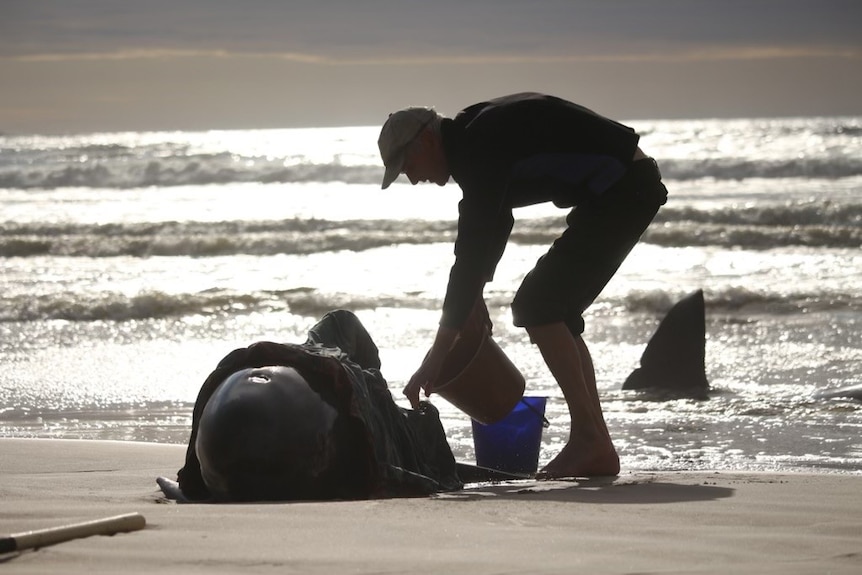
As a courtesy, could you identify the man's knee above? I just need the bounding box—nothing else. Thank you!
[564,315,585,336]
[513,288,583,331]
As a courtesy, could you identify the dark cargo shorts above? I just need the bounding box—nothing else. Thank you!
[511,158,667,336]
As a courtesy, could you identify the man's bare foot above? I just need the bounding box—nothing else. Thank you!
[537,440,620,479]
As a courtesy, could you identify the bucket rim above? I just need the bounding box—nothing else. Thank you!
[434,332,494,390]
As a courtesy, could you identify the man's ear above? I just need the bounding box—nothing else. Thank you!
[416,126,437,149]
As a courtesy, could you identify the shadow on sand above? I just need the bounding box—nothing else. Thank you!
[438,475,734,505]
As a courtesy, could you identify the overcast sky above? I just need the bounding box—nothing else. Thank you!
[1,0,860,134]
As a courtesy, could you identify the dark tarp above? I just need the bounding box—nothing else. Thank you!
[177,310,463,501]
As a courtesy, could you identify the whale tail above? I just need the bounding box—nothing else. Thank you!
[623,289,710,399]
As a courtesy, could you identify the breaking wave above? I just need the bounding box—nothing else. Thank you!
[4,117,860,190]
[3,155,862,190]
[1,285,857,323]
[2,200,859,258]
[0,288,438,323]
[0,156,383,190]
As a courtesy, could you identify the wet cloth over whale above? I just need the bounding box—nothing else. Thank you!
[173,310,463,501]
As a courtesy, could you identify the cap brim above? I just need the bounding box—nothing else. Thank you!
[381,159,403,189]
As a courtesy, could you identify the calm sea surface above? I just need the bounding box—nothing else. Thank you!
[1,117,860,474]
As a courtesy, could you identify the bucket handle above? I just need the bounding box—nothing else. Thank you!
[520,398,550,428]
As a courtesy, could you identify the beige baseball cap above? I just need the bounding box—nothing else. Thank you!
[378,107,437,189]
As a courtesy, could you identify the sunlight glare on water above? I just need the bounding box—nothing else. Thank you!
[2,116,860,471]
[3,182,464,225]
[189,126,381,166]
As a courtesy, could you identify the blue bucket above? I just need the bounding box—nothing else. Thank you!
[471,396,548,475]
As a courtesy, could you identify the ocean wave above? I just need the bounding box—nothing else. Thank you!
[616,287,861,315]
[815,125,862,137]
[655,202,862,227]
[0,219,457,257]
[644,202,862,249]
[1,285,856,324]
[2,202,859,258]
[4,117,861,190]
[642,222,862,249]
[0,156,383,190]
[659,157,862,181]
[0,288,438,323]
[2,154,862,190]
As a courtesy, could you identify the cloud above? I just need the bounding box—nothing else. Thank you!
[5,45,857,66]
[341,46,861,66]
[4,49,328,64]
[2,0,860,132]
[3,0,861,64]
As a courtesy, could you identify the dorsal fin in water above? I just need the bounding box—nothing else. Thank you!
[622,290,710,399]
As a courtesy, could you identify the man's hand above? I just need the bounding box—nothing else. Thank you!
[403,358,442,409]
[403,325,459,409]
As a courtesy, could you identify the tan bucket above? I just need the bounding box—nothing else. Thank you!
[433,333,526,425]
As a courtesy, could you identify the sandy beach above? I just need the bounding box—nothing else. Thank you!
[1,438,860,574]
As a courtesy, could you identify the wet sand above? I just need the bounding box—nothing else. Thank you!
[1,438,860,574]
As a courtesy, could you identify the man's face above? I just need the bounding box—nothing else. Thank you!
[402,131,449,186]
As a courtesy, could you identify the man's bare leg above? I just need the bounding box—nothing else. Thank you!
[573,335,610,435]
[526,322,619,478]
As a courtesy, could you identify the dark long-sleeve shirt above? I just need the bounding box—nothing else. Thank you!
[439,92,641,328]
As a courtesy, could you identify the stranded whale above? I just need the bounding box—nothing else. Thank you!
[622,290,710,399]
[195,366,342,501]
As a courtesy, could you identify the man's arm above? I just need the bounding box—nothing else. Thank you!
[403,324,458,408]
[404,295,493,408]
